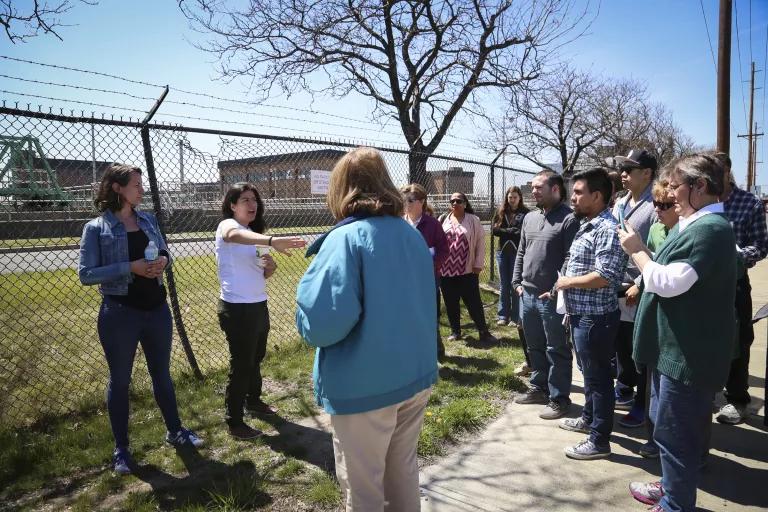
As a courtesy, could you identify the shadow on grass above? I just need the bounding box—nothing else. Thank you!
[259,413,334,473]
[132,447,273,510]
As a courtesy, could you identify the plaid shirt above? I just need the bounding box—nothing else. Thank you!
[564,208,627,316]
[723,184,768,268]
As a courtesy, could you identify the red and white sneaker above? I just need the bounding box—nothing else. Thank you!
[629,481,664,505]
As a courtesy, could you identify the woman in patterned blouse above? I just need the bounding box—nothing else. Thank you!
[439,192,495,343]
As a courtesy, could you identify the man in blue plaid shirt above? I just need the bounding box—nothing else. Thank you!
[712,152,768,425]
[554,167,627,460]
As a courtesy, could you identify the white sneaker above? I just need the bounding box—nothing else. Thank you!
[716,403,747,425]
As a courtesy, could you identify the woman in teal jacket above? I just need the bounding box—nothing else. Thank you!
[296,147,437,512]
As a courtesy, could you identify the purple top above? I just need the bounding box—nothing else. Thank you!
[413,214,449,276]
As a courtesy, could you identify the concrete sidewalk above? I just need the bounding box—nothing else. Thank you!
[420,263,768,512]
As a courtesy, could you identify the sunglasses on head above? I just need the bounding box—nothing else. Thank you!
[653,200,675,211]
[450,198,465,205]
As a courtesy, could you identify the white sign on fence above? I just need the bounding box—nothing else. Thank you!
[310,169,331,195]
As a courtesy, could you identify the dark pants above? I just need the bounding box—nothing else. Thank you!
[725,275,754,406]
[614,320,636,397]
[97,297,181,449]
[440,273,488,335]
[651,370,714,512]
[496,247,520,322]
[435,277,445,358]
[218,299,270,426]
[571,310,620,447]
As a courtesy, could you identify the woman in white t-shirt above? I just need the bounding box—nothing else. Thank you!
[216,182,305,440]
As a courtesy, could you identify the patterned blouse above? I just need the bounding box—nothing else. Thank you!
[440,222,470,277]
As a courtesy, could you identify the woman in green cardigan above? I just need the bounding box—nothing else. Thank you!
[617,154,736,512]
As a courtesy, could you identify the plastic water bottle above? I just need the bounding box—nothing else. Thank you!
[144,240,158,262]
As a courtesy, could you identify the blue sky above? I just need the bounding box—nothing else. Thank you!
[1,0,767,187]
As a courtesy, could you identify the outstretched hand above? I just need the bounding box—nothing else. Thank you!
[271,236,306,255]
[617,222,645,256]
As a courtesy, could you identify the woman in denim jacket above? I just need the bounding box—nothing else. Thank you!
[79,164,203,476]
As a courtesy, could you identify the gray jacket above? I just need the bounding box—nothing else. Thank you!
[612,185,657,285]
[512,202,579,294]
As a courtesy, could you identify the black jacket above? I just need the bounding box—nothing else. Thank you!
[493,209,528,252]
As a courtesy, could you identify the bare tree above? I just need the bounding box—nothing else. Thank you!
[178,0,594,185]
[485,65,608,175]
[1,1,96,43]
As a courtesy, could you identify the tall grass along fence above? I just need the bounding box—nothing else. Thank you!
[0,105,534,428]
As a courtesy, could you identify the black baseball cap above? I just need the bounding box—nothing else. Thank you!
[613,149,658,172]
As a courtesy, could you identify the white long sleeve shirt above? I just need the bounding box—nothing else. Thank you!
[641,203,724,298]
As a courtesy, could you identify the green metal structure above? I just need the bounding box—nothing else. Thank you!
[0,135,72,208]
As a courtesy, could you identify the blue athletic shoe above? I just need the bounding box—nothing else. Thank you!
[165,427,204,448]
[112,447,133,475]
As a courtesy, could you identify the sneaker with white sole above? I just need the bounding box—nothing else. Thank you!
[564,438,610,460]
[559,417,589,434]
[112,447,133,476]
[629,481,664,505]
[716,403,747,425]
[166,427,204,448]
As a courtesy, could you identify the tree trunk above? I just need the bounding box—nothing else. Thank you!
[408,151,430,189]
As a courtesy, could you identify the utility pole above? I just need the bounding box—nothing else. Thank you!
[740,62,763,192]
[717,0,732,153]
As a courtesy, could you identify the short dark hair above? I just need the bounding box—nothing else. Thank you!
[94,163,142,212]
[221,182,266,233]
[535,169,566,200]
[571,167,613,206]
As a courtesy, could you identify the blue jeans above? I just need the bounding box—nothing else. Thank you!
[650,370,714,512]
[571,310,620,447]
[496,249,519,322]
[520,290,571,404]
[98,296,182,448]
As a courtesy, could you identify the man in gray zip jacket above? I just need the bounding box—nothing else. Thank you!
[512,169,579,420]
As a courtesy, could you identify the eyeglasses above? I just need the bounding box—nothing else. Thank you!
[653,201,675,211]
[667,182,685,191]
[406,196,422,203]
[450,199,465,205]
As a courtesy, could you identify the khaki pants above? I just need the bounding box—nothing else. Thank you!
[331,387,432,512]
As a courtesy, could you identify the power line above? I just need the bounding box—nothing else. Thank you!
[0,54,479,147]
[735,1,750,129]
[698,0,718,72]
[0,74,158,102]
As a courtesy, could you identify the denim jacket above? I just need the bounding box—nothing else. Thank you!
[78,209,170,295]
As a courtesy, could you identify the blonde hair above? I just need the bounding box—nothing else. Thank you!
[652,178,669,201]
[327,147,404,220]
[400,183,434,216]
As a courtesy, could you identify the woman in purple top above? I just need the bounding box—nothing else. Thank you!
[402,183,449,361]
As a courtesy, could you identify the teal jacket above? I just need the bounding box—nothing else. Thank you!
[296,215,438,415]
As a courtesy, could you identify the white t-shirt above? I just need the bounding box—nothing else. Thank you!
[215,219,268,303]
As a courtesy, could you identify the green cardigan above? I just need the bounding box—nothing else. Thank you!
[633,213,736,391]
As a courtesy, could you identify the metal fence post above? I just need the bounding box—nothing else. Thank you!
[488,147,507,284]
[140,88,203,380]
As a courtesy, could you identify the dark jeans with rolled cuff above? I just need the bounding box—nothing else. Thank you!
[98,296,182,449]
[218,299,270,427]
[571,309,620,447]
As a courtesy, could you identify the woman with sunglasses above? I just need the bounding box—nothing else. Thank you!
[620,177,680,459]
[402,183,449,361]
[492,186,529,328]
[439,192,494,343]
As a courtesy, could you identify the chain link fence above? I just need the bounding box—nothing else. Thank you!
[0,106,535,428]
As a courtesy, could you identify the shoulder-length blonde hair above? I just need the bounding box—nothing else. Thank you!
[327,147,404,220]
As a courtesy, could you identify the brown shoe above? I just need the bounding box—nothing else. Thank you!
[247,400,278,416]
[228,423,263,440]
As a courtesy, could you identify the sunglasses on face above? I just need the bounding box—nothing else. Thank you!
[450,198,465,205]
[406,196,422,203]
[653,200,675,211]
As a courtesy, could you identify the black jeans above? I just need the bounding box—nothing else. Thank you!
[725,275,754,406]
[218,299,270,426]
[440,273,488,335]
[614,320,637,397]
